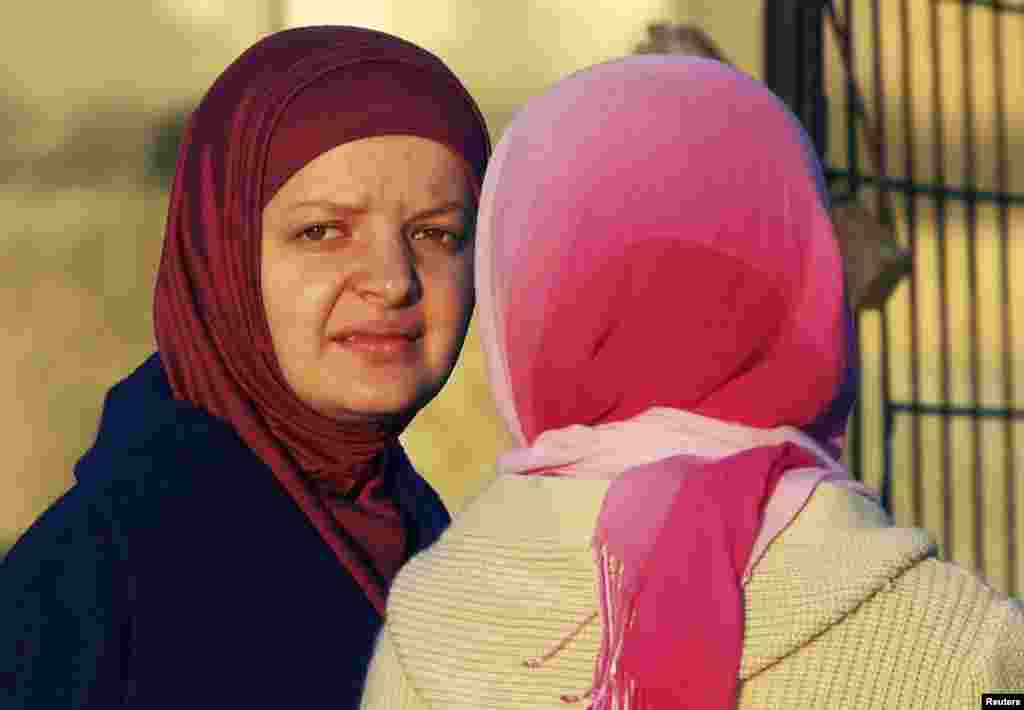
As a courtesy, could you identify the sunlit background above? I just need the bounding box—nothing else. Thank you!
[3,0,1022,596]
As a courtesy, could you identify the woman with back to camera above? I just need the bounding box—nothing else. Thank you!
[360,56,1024,709]
[0,26,490,709]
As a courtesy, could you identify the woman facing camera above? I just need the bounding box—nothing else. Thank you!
[360,57,1024,709]
[1,26,489,709]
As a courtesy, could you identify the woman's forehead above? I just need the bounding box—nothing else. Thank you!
[268,136,471,203]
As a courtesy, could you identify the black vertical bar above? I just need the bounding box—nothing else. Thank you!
[843,0,864,486]
[843,0,859,196]
[960,1,985,578]
[871,0,894,515]
[824,3,884,487]
[929,0,954,560]
[992,5,1017,597]
[764,0,829,157]
[900,0,924,529]
[802,3,828,160]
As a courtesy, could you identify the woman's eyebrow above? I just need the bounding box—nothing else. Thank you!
[285,199,370,216]
[283,199,466,220]
[409,201,467,221]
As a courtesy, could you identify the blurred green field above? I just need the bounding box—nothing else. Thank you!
[1,186,171,547]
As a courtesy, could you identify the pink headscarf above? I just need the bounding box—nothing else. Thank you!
[475,57,874,708]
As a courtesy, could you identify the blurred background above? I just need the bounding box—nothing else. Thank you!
[2,0,1022,598]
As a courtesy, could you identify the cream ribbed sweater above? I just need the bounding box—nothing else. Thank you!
[361,475,1024,709]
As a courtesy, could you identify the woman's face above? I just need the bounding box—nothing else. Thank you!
[261,135,475,423]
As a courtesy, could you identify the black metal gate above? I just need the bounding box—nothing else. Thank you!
[765,0,1024,597]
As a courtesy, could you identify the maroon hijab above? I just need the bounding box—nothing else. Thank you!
[152,26,490,614]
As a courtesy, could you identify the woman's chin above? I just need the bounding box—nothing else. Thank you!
[313,386,432,426]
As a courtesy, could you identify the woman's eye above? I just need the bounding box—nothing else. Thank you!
[298,224,342,242]
[412,227,462,247]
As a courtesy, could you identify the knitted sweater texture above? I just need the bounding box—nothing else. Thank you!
[361,475,1024,709]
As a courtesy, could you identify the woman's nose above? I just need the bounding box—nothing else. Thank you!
[351,231,419,306]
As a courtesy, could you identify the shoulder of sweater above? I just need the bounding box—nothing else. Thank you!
[930,561,1024,693]
[864,558,1024,692]
[363,624,432,710]
[739,483,947,676]
[739,558,1024,703]
[882,557,1023,647]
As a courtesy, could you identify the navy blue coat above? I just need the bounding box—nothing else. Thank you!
[0,354,450,708]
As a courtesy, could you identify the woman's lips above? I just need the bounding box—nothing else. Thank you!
[332,333,419,359]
